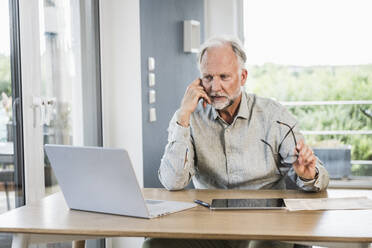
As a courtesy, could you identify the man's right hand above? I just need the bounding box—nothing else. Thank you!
[177,78,211,127]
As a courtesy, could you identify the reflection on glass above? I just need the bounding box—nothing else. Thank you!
[0,0,15,214]
[0,0,17,246]
[39,0,101,197]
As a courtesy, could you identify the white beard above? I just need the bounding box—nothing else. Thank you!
[211,87,242,110]
[212,98,232,110]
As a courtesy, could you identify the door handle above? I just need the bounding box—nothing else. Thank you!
[31,96,56,127]
[31,96,42,128]
[12,97,20,127]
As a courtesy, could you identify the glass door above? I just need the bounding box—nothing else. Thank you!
[0,0,21,213]
[0,0,25,247]
[16,0,102,203]
[37,0,102,196]
[0,0,15,214]
[15,0,103,247]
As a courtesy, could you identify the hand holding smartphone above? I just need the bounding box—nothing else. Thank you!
[177,78,211,127]
[199,78,210,109]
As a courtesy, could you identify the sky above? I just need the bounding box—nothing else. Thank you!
[244,0,372,66]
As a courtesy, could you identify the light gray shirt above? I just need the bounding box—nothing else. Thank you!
[159,92,329,191]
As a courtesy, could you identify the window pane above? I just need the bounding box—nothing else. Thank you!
[0,0,19,246]
[0,0,15,213]
[244,0,372,178]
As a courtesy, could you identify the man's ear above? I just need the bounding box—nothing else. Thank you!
[240,69,248,86]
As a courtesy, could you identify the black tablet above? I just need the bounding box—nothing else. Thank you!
[210,198,285,210]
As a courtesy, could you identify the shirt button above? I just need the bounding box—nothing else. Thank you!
[226,129,230,133]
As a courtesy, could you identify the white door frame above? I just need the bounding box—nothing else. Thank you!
[18,0,45,204]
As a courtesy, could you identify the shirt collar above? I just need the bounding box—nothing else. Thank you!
[211,91,250,120]
[236,92,249,119]
[211,106,219,120]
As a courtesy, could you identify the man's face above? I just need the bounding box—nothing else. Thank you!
[200,45,247,110]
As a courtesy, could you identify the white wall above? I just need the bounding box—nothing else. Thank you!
[99,0,143,247]
[100,1,143,183]
[204,0,244,41]
[99,1,242,247]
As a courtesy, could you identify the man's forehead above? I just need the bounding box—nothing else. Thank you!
[202,44,235,59]
[200,45,238,72]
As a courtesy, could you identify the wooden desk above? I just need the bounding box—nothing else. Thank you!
[0,189,371,248]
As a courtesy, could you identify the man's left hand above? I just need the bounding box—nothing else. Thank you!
[292,140,317,180]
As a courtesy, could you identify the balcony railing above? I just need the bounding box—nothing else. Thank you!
[280,100,372,168]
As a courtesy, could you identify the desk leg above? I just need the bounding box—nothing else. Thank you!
[73,240,86,248]
[12,234,30,248]
[4,181,10,211]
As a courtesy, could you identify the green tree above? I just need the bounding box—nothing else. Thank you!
[246,64,372,176]
[0,54,11,96]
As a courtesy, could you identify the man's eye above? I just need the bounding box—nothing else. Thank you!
[203,76,213,82]
[220,74,230,80]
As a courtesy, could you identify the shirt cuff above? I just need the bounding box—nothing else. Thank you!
[297,166,324,191]
[299,167,319,182]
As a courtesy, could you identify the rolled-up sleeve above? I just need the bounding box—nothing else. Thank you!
[158,111,196,190]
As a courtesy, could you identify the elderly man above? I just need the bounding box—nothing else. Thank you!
[143,36,329,248]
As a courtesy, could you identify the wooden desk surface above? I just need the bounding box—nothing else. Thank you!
[0,188,371,242]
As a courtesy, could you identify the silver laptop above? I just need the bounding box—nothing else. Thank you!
[44,145,196,219]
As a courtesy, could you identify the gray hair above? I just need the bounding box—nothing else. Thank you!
[197,35,247,72]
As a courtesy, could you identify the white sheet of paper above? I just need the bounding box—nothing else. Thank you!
[284,197,372,211]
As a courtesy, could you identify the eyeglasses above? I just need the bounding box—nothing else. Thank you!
[260,121,299,176]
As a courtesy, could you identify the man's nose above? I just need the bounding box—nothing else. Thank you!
[211,77,222,92]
